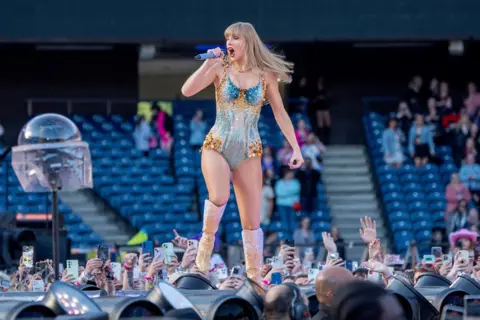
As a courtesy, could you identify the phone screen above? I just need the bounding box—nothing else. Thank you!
[285,239,295,247]
[344,260,353,271]
[97,245,109,264]
[431,247,442,258]
[22,246,34,268]
[271,272,282,285]
[142,241,154,258]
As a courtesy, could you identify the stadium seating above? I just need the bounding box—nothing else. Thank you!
[0,101,329,249]
[364,112,455,255]
[0,148,103,248]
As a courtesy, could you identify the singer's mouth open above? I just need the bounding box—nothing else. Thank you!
[227,47,235,57]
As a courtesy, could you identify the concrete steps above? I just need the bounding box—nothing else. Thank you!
[60,190,135,245]
[322,145,389,261]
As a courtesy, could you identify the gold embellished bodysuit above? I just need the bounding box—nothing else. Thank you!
[202,65,266,170]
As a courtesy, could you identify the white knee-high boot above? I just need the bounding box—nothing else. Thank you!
[242,228,264,283]
[195,199,226,273]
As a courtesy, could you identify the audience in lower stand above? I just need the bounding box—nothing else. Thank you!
[445,172,471,215]
[382,117,405,168]
[275,168,301,227]
[296,157,321,214]
[189,109,207,150]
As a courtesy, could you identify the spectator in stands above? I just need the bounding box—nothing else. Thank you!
[331,281,404,320]
[382,118,405,168]
[153,106,173,149]
[278,139,294,167]
[313,267,354,320]
[413,135,431,167]
[296,157,321,213]
[275,168,301,227]
[449,228,477,254]
[446,172,471,216]
[189,109,207,150]
[448,199,470,234]
[464,137,478,162]
[469,123,480,150]
[429,77,439,99]
[465,82,480,117]
[431,227,448,253]
[264,167,277,187]
[437,81,453,112]
[261,174,275,226]
[330,226,346,260]
[459,154,480,203]
[293,216,316,257]
[453,114,471,159]
[302,133,326,172]
[262,146,276,170]
[310,77,331,144]
[295,119,310,147]
[468,208,479,231]
[426,97,441,142]
[408,114,435,164]
[405,75,423,113]
[396,101,413,135]
[160,130,173,154]
[133,115,153,157]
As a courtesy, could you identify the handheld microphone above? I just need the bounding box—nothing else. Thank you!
[194,51,223,60]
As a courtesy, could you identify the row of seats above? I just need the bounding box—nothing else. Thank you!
[364,112,454,254]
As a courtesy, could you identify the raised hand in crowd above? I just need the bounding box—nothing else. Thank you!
[147,259,164,279]
[291,257,303,275]
[60,269,75,284]
[439,258,453,278]
[181,245,198,270]
[219,276,243,290]
[321,231,337,255]
[124,253,137,269]
[85,258,103,277]
[172,229,189,249]
[368,239,382,262]
[447,251,470,281]
[166,254,179,275]
[326,257,344,268]
[364,260,392,285]
[360,216,377,244]
[278,244,295,263]
[138,252,152,273]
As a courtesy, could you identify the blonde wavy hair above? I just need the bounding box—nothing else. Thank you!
[224,22,293,83]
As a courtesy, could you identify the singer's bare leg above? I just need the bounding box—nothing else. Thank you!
[202,149,231,206]
[232,157,263,282]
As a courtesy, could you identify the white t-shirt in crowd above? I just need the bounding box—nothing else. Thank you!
[260,185,274,225]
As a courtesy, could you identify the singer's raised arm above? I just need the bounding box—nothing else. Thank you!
[181,50,224,97]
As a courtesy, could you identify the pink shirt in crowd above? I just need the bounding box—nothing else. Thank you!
[445,183,471,217]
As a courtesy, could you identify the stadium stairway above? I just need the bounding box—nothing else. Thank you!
[60,190,136,245]
[322,145,390,261]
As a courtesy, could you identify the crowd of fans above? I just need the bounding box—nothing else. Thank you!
[5,214,480,319]
[382,77,480,248]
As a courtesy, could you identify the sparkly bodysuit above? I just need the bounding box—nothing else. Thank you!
[201,65,266,170]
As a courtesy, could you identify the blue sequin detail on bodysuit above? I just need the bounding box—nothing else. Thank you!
[201,66,265,170]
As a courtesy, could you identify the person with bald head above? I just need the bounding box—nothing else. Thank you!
[312,267,354,320]
[264,284,311,320]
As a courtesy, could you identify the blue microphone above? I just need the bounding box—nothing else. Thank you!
[194,51,223,60]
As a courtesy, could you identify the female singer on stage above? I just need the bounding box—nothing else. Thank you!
[181,22,304,282]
